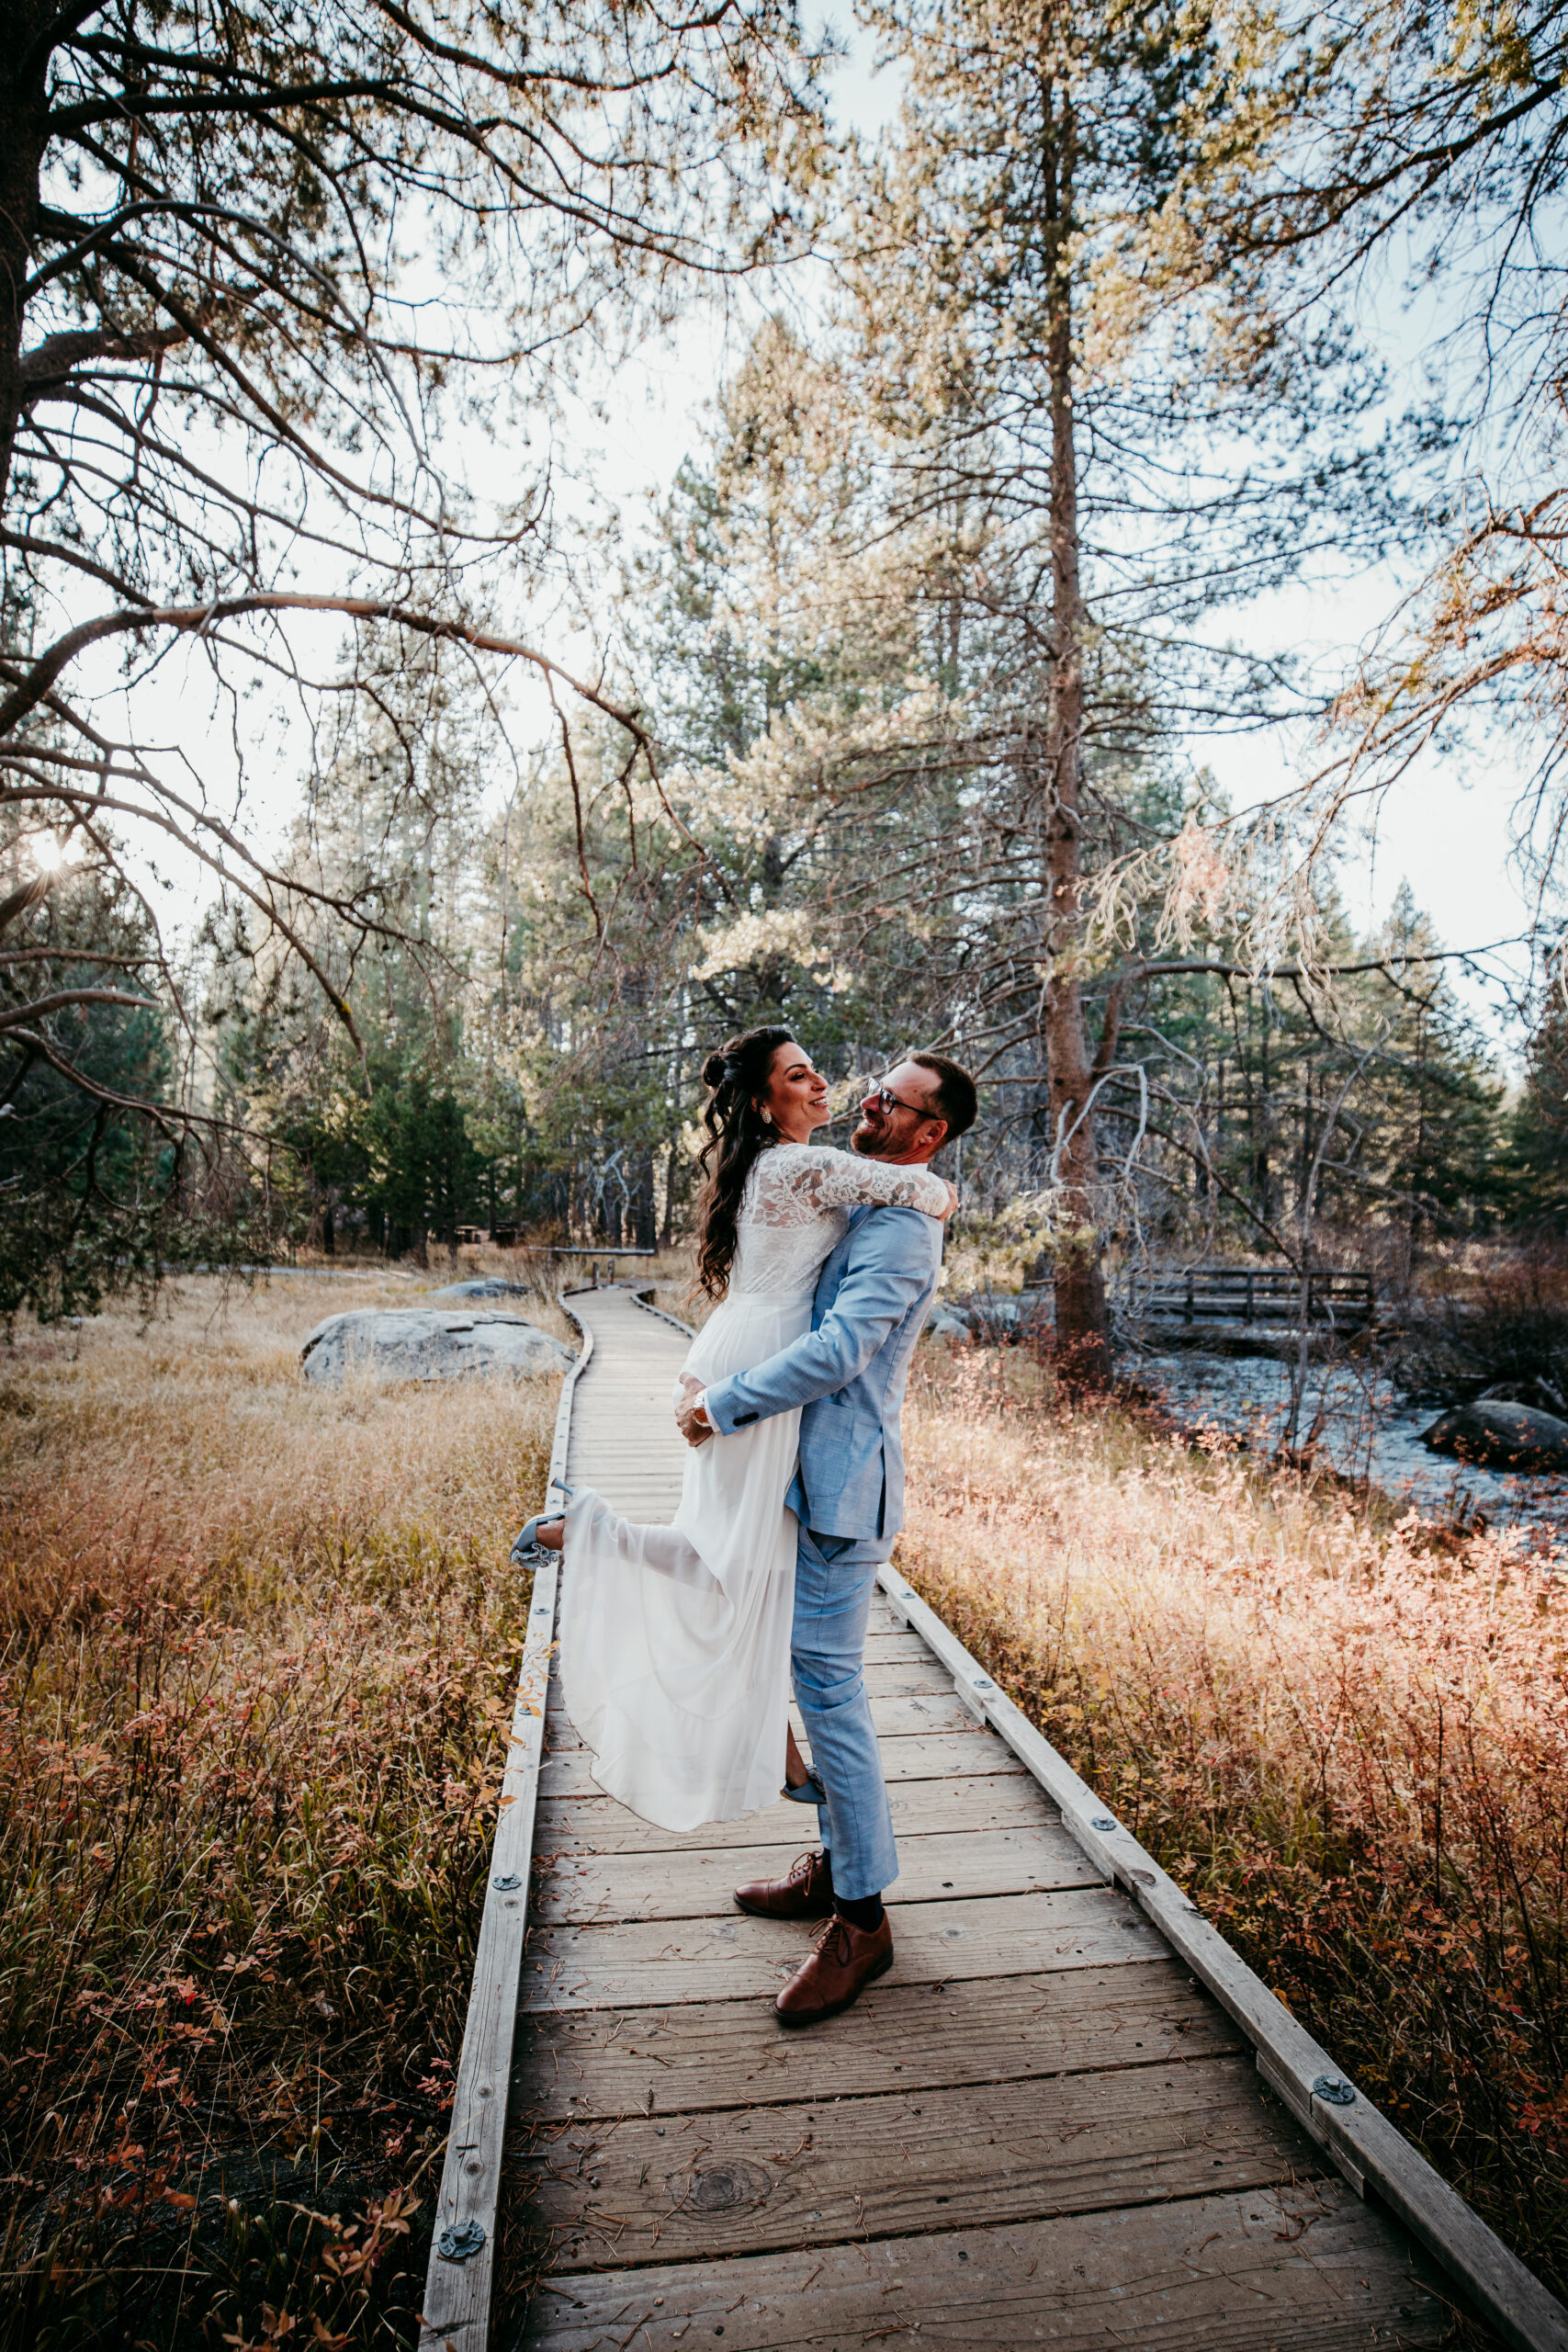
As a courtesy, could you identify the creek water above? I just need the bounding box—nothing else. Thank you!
[1140,1348,1568,1533]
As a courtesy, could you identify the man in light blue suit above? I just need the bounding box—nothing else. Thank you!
[677,1050,978,2025]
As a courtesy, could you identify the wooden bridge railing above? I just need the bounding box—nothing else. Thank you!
[1142,1264,1375,1328]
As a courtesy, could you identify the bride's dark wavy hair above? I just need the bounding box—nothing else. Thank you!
[694,1025,795,1300]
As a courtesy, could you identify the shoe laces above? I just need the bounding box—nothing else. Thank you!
[788,1849,825,1888]
[810,1914,855,1964]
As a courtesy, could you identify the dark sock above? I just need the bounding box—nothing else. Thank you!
[834,1890,884,1932]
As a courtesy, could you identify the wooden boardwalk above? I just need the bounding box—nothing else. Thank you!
[423,1285,1568,2352]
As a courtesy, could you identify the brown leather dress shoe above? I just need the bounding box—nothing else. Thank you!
[734,1849,834,1921]
[774,1911,894,2025]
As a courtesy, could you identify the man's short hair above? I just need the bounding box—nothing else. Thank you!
[909,1050,978,1142]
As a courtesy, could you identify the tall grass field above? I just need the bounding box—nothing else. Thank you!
[4,1285,1563,2342]
[899,1345,1568,2302]
[0,1273,558,2349]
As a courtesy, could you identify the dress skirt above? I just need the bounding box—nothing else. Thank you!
[555,1287,811,1831]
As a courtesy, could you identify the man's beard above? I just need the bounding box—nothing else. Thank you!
[851,1115,888,1159]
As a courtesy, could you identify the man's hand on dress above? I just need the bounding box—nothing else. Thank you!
[676,1373,715,1447]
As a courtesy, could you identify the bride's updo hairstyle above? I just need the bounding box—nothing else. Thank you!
[694,1025,795,1300]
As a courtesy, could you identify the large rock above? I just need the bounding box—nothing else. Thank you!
[300,1308,575,1385]
[1420,1399,1568,1474]
[427,1278,532,1302]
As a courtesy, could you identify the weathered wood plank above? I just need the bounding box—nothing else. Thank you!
[537,1729,1022,1804]
[570,1400,681,1412]
[510,1958,1245,2124]
[517,2181,1453,2350]
[548,1657,951,1703]
[519,1887,1168,2013]
[530,1821,1100,1923]
[512,2053,1326,2271]
[571,1395,683,1408]
[568,1410,677,1424]
[566,1414,679,1427]
[545,1689,977,1753]
[565,1441,684,1459]
[531,1771,1055,1857]
[569,1408,679,1421]
[563,1495,684,1514]
[572,1394,683,1404]
[828,1657,953,1696]
[563,1463,685,1479]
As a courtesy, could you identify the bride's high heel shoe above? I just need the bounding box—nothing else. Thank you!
[512,1487,572,1563]
[783,1724,826,1806]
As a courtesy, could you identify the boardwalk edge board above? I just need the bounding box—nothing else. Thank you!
[417,1312,592,2351]
[626,1283,701,1340]
[879,1563,1568,2352]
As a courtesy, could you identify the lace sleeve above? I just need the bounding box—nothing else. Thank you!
[770,1145,950,1220]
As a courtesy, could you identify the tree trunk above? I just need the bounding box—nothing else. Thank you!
[0,15,49,509]
[628,1146,657,1250]
[1039,76,1112,1389]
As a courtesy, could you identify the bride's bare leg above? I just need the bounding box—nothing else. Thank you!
[784,1724,811,1790]
[534,1517,565,1551]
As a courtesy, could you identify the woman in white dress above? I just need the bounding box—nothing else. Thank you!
[515,1026,953,1834]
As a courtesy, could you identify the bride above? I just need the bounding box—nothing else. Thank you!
[514,1025,954,1833]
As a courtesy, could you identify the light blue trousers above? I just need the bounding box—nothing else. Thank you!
[792,1524,899,1902]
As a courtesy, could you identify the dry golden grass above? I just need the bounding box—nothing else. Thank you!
[12,1261,1562,2335]
[898,1343,1568,2300]
[0,1271,563,2349]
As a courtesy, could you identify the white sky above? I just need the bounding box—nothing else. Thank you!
[1187,575,1538,1050]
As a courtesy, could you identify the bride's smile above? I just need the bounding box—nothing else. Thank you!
[759,1044,831,1140]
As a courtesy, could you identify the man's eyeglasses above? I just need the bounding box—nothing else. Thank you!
[874,1081,930,1119]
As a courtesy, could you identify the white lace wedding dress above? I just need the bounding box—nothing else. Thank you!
[555,1143,950,1831]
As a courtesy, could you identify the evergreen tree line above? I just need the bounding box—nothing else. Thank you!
[6,337,1566,1305]
[113,553,1539,1287]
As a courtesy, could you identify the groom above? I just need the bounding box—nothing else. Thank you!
[676,1049,978,2025]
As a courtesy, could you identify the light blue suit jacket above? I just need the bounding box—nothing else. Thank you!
[702,1202,942,1541]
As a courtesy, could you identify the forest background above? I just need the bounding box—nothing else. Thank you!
[6,0,1568,1357]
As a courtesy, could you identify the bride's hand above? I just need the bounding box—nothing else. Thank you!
[939,1181,959,1221]
[675,1372,714,1446]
